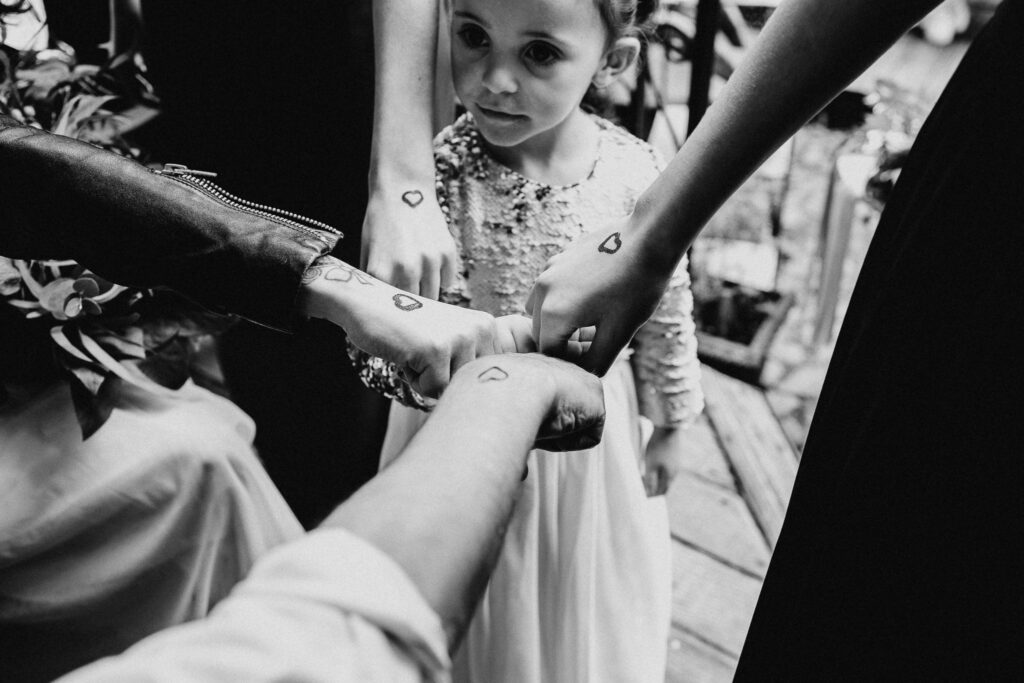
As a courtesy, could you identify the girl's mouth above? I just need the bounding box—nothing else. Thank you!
[477,105,527,122]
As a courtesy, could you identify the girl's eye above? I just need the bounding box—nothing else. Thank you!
[523,42,561,66]
[457,24,489,49]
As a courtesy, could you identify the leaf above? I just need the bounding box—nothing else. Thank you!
[0,257,21,296]
[51,94,117,138]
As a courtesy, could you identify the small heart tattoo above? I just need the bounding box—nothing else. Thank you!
[598,232,622,254]
[392,293,423,311]
[477,366,509,382]
[401,190,424,208]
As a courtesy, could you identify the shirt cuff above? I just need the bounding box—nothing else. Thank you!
[237,527,451,677]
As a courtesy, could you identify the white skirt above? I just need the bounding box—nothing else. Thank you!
[0,377,303,680]
[380,358,671,683]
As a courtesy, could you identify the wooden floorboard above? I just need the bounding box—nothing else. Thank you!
[666,626,738,683]
[700,365,798,548]
[667,365,800,682]
[675,413,737,491]
[666,471,770,578]
[670,543,762,659]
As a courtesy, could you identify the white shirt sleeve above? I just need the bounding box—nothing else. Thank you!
[56,528,452,683]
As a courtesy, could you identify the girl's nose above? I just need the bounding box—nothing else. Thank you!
[481,57,518,95]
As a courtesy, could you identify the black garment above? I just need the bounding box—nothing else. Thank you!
[0,118,330,334]
[139,2,388,527]
[735,2,1024,680]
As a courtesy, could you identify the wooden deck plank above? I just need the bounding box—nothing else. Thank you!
[676,412,736,491]
[666,472,771,578]
[665,626,737,683]
[700,365,798,547]
[671,542,762,658]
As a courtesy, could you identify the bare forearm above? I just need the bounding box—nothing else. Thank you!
[635,0,941,264]
[369,0,439,189]
[298,254,503,396]
[322,361,551,645]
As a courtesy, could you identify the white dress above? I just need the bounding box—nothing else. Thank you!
[377,114,704,683]
[0,372,303,680]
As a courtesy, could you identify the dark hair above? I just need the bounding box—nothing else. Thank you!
[582,0,659,116]
[596,0,660,42]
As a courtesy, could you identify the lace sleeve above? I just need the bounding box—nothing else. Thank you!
[630,253,704,428]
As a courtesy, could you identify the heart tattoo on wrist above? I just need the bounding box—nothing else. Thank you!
[477,366,510,383]
[393,293,423,311]
[598,232,622,254]
[401,190,424,208]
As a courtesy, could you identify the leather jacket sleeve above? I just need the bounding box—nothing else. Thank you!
[0,116,338,333]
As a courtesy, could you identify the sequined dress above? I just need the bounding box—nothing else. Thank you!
[378,113,703,682]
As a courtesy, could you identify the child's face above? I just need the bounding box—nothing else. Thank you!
[450,0,611,151]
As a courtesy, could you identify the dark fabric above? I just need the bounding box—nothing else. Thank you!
[138,1,389,526]
[735,2,1024,680]
[0,119,332,334]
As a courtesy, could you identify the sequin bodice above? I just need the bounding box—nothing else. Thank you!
[437,114,703,426]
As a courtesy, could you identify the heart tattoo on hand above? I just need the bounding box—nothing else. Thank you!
[598,232,622,254]
[393,293,423,311]
[477,366,509,383]
[401,190,424,208]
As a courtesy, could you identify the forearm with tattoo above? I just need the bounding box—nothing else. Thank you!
[302,254,430,313]
[301,255,376,285]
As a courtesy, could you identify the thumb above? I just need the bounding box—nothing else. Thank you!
[439,251,457,292]
[525,285,538,318]
[579,319,631,376]
[537,314,577,360]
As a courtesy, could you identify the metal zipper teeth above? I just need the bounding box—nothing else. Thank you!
[155,170,342,240]
[185,175,342,235]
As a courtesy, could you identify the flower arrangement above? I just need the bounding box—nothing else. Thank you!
[1,24,232,436]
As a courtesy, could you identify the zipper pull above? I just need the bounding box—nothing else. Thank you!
[157,163,219,178]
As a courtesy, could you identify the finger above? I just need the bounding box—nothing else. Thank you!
[411,357,451,399]
[492,317,518,354]
[486,317,506,357]
[390,262,419,294]
[497,315,536,354]
[643,470,658,497]
[563,325,596,360]
[411,360,452,397]
[524,285,538,318]
[420,257,441,301]
[658,468,673,496]
[570,326,596,344]
[578,320,630,376]
[536,415,605,452]
[535,384,606,451]
[450,334,479,377]
[537,315,576,360]
[532,294,578,359]
[439,250,457,292]
[562,339,592,362]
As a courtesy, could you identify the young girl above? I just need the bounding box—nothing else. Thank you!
[356,0,703,679]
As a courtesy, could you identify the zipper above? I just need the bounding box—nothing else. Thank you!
[153,163,342,241]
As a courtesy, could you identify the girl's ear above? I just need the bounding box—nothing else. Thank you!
[592,37,640,88]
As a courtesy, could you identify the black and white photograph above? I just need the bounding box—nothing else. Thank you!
[0,0,1017,680]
